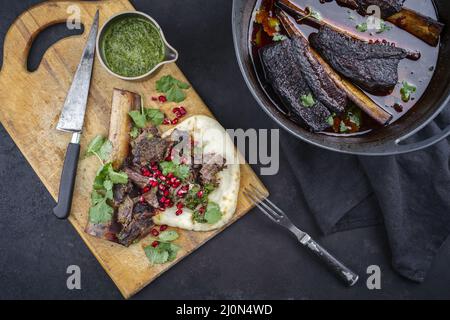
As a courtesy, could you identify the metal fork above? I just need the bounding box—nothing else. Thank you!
[244,184,359,287]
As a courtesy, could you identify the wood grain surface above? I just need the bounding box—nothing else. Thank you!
[0,0,267,298]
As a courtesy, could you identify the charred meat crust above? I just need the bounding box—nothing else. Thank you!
[291,36,347,113]
[117,206,155,247]
[334,0,405,19]
[131,128,173,166]
[260,38,333,131]
[309,26,407,95]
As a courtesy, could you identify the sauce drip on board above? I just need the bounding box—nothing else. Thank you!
[249,0,440,135]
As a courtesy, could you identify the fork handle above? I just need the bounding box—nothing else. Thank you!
[301,235,359,287]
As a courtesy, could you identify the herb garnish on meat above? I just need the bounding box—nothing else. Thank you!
[86,136,129,225]
[400,81,417,102]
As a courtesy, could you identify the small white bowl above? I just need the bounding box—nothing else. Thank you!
[96,11,179,81]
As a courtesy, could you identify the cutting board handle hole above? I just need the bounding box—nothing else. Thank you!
[27,22,85,72]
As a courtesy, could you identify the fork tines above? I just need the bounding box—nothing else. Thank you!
[243,184,285,223]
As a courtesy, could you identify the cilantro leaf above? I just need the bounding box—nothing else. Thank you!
[103,179,113,191]
[166,85,186,103]
[158,230,179,242]
[155,75,175,92]
[326,115,335,127]
[339,121,350,133]
[93,164,110,190]
[130,126,140,139]
[86,135,105,156]
[97,140,112,161]
[400,81,416,102]
[376,20,391,33]
[300,93,315,108]
[204,201,222,224]
[272,34,287,42]
[88,198,113,224]
[144,246,169,265]
[348,108,362,128]
[86,136,112,162]
[159,242,180,262]
[356,22,368,32]
[159,161,190,180]
[107,166,128,184]
[156,75,190,103]
[91,190,104,206]
[128,110,147,128]
[145,108,165,126]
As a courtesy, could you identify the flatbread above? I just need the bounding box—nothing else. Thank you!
[153,115,240,231]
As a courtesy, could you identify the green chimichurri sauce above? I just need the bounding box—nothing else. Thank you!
[102,16,165,77]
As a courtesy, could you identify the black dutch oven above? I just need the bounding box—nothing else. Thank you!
[232,0,450,155]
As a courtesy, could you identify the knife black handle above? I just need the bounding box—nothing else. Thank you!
[53,142,80,219]
[302,236,359,287]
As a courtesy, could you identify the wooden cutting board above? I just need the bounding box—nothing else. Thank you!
[0,0,267,298]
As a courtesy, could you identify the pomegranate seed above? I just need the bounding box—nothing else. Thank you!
[167,172,174,179]
[141,167,150,176]
[176,209,183,215]
[181,185,189,191]
[142,186,150,193]
[151,229,160,237]
[150,180,158,188]
[168,201,174,208]
[159,184,166,191]
[163,190,170,197]
[164,199,171,205]
[169,177,177,184]
[179,106,187,116]
[171,118,179,125]
[199,206,206,214]
[163,118,171,125]
[176,202,183,209]
[160,196,167,203]
[197,190,204,198]
[159,175,167,182]
[139,195,145,203]
[151,241,159,247]
[154,169,162,176]
[151,96,158,101]
[172,181,181,188]
[172,107,180,114]
[159,225,168,231]
[165,155,173,161]
[176,190,185,198]
[158,95,167,103]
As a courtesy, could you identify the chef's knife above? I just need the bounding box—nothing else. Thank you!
[53,10,99,219]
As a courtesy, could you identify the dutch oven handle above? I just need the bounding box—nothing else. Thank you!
[388,119,450,155]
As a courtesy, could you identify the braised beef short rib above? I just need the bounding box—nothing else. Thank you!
[260,37,349,131]
[332,0,405,19]
[309,26,407,95]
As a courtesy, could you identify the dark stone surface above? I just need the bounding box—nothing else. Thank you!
[0,0,449,299]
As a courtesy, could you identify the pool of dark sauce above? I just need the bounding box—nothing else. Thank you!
[249,0,440,136]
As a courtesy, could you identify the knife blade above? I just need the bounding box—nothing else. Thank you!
[53,10,99,219]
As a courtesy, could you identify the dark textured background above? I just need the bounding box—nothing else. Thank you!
[0,0,449,300]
